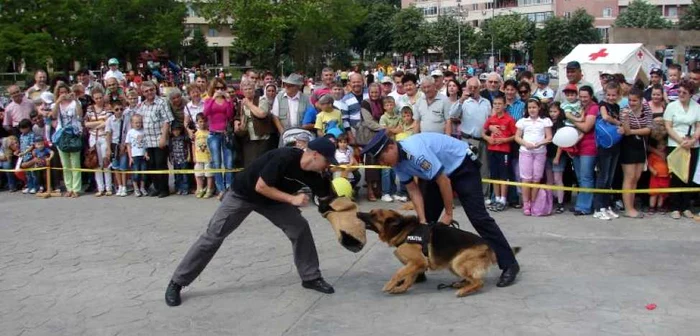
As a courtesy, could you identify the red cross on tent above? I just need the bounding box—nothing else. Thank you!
[589,48,608,61]
[636,50,644,60]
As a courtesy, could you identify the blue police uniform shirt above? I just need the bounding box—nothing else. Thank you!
[394,133,470,184]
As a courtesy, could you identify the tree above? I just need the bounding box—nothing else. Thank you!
[424,15,477,62]
[540,9,600,60]
[679,0,700,30]
[614,0,673,29]
[352,1,398,59]
[183,29,210,67]
[532,37,549,73]
[480,14,535,60]
[391,6,430,57]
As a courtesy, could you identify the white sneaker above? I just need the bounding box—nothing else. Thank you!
[120,187,127,197]
[397,195,408,202]
[29,188,36,194]
[140,187,148,195]
[485,199,492,206]
[22,188,29,194]
[134,189,142,197]
[593,210,611,221]
[381,194,394,202]
[392,195,407,202]
[606,207,619,219]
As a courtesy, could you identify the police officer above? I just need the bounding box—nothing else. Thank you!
[361,131,520,287]
[165,137,339,307]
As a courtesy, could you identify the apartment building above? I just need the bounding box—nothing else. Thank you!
[182,0,235,67]
[618,0,692,23]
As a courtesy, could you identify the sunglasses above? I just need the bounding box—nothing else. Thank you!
[215,86,225,90]
[519,91,529,95]
[113,108,123,111]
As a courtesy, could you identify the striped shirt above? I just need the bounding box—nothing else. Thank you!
[340,91,368,129]
[624,103,652,130]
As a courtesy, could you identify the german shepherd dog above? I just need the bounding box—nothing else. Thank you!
[357,209,520,297]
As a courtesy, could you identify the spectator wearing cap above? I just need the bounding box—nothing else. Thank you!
[105,58,126,84]
[25,70,49,101]
[310,67,335,108]
[165,136,339,307]
[361,131,521,288]
[431,70,446,96]
[480,72,504,105]
[533,75,554,103]
[554,61,593,102]
[379,77,393,97]
[645,68,665,102]
[272,73,313,134]
[3,85,35,134]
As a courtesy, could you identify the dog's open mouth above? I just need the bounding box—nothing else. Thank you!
[356,212,377,232]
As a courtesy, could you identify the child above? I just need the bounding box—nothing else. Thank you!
[193,114,215,199]
[105,100,130,197]
[295,133,311,150]
[17,119,36,193]
[664,64,681,102]
[333,134,361,190]
[31,136,53,193]
[314,94,343,137]
[170,123,191,195]
[560,83,584,143]
[545,102,567,213]
[515,98,552,216]
[126,114,148,197]
[482,95,516,212]
[0,136,19,192]
[378,97,406,202]
[648,139,670,214]
[533,75,554,103]
[396,106,416,141]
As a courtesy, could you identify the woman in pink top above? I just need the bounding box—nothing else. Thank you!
[568,86,598,215]
[203,78,236,198]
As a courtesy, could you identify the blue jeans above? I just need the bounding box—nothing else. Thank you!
[131,156,147,183]
[207,133,234,193]
[593,145,620,210]
[26,171,37,190]
[1,160,17,190]
[572,155,596,214]
[173,162,189,192]
[381,169,396,195]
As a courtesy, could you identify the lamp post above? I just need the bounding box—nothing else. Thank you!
[457,3,462,78]
[491,0,495,66]
[213,42,218,66]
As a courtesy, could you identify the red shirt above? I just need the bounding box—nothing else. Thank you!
[484,112,516,153]
[575,103,599,157]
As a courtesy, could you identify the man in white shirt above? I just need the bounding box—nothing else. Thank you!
[388,71,405,103]
[431,69,446,96]
[271,74,313,132]
[25,70,49,100]
[104,58,126,84]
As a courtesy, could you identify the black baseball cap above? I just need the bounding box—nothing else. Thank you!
[650,68,663,76]
[307,137,338,165]
[566,61,581,70]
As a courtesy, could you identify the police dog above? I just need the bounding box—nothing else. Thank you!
[357,209,520,297]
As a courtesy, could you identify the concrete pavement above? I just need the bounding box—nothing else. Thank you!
[1,192,700,336]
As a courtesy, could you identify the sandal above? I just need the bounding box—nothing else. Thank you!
[623,212,644,219]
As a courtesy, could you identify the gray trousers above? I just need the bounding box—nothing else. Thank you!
[171,192,322,286]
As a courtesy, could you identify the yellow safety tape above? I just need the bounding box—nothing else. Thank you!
[2,166,698,194]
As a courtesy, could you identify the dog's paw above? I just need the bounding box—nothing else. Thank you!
[382,281,395,292]
[387,285,408,294]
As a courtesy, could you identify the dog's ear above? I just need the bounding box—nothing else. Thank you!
[385,216,402,227]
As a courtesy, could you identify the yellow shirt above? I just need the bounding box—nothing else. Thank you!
[314,109,343,132]
[194,130,211,163]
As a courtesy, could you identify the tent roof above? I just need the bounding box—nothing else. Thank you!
[559,43,648,65]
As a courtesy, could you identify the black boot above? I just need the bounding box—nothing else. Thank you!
[165,280,183,306]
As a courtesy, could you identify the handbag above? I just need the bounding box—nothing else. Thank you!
[52,104,83,153]
[595,117,623,149]
[83,111,100,169]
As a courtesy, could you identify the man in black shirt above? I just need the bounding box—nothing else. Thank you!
[165,137,339,306]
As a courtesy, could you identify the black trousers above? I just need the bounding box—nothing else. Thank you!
[422,158,517,270]
[146,147,170,194]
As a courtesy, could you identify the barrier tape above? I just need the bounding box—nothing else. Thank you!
[2,165,699,194]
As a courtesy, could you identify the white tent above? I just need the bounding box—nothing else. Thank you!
[558,43,662,93]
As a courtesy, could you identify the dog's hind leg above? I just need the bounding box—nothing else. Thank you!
[450,246,492,297]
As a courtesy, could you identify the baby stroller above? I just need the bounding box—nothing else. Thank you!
[279,127,316,148]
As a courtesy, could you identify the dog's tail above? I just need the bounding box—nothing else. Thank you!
[512,247,522,255]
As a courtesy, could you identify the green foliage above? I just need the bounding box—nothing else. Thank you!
[391,6,430,56]
[679,0,700,30]
[614,0,673,29]
[183,29,210,67]
[0,0,187,73]
[539,9,600,60]
[481,14,536,59]
[424,15,479,62]
[532,38,549,73]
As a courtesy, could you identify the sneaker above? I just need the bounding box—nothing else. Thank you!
[105,189,113,196]
[140,187,148,196]
[381,194,393,202]
[670,211,681,220]
[95,191,104,197]
[134,189,142,197]
[392,195,407,202]
[181,190,189,196]
[485,199,492,206]
[29,188,37,194]
[523,201,531,216]
[683,210,694,219]
[555,203,565,214]
[38,187,45,193]
[494,202,506,212]
[195,189,205,198]
[593,210,611,221]
[606,207,619,219]
[22,188,29,194]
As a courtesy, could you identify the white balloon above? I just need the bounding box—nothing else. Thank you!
[552,126,579,148]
